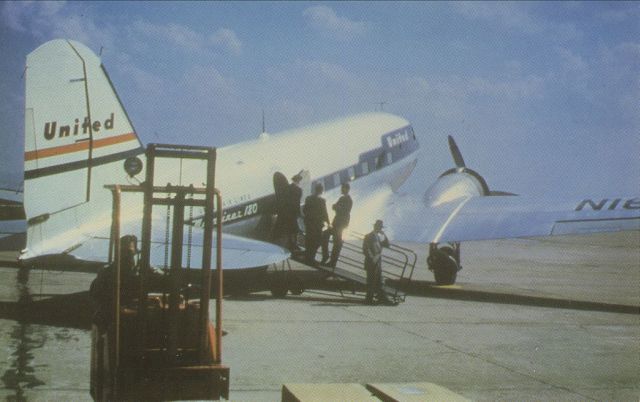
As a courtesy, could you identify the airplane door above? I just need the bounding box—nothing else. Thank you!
[272,172,289,215]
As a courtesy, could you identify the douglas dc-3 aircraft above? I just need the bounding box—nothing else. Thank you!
[16,39,640,285]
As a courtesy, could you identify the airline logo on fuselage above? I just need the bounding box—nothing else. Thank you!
[43,113,115,140]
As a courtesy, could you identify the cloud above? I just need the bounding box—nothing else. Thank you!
[594,41,640,121]
[112,52,165,97]
[132,20,205,53]
[301,60,356,85]
[2,1,117,52]
[2,1,66,35]
[268,59,365,93]
[209,28,242,55]
[598,3,640,23]
[555,47,588,73]
[452,2,582,42]
[410,74,544,102]
[453,2,541,34]
[131,21,243,56]
[400,72,546,123]
[3,3,242,58]
[183,64,235,96]
[303,5,367,40]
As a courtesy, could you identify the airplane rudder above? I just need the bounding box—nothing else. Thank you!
[23,39,144,218]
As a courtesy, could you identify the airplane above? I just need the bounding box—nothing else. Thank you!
[14,39,640,287]
[0,188,26,251]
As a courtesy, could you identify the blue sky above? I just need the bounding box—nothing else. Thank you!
[1,1,638,197]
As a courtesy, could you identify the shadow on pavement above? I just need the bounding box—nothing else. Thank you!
[393,279,640,315]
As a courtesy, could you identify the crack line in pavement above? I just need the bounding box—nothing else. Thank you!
[342,306,598,401]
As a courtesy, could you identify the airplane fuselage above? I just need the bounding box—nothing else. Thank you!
[198,112,419,237]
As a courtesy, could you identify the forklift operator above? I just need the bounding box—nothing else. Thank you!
[89,235,141,331]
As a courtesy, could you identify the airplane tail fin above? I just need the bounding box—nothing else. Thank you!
[22,39,144,257]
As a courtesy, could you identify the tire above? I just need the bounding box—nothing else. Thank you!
[433,261,457,285]
[288,276,305,295]
[430,247,458,285]
[270,282,288,298]
[269,272,288,298]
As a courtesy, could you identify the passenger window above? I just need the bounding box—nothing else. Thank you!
[386,152,393,165]
[348,167,355,180]
[333,173,340,187]
[360,162,369,175]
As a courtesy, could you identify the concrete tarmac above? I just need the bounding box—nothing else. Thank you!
[0,231,638,401]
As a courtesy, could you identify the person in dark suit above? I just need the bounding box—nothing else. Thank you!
[303,183,330,266]
[362,220,393,305]
[90,235,140,331]
[321,182,352,267]
[284,173,303,252]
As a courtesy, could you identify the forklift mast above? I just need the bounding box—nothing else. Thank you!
[91,144,229,401]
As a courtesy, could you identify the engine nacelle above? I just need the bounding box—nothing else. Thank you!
[423,168,489,207]
[423,167,488,285]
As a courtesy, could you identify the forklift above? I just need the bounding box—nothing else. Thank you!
[90,144,229,401]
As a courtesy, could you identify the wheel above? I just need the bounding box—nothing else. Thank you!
[269,272,288,298]
[429,246,459,285]
[288,276,305,295]
[433,261,457,285]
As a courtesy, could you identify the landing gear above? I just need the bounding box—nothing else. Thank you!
[427,242,461,285]
[268,261,305,298]
[269,275,288,298]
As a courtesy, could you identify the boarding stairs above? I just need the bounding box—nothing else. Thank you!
[291,232,417,304]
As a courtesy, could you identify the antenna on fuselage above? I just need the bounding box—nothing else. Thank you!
[375,101,387,111]
[258,109,270,141]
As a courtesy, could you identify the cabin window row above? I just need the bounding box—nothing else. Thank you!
[314,151,394,192]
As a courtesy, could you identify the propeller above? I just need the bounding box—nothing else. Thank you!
[446,135,517,196]
[448,135,466,168]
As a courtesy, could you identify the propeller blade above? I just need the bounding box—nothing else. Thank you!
[488,190,518,196]
[448,135,466,168]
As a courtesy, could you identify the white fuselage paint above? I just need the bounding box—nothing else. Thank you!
[152,112,419,237]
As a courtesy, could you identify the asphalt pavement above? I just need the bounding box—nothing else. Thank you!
[0,231,638,401]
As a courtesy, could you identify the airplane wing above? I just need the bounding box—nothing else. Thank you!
[21,217,290,271]
[350,188,640,244]
[348,133,639,245]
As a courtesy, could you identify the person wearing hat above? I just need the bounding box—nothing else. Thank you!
[89,235,141,331]
[321,182,352,267]
[303,183,330,266]
[362,219,392,305]
[284,173,304,252]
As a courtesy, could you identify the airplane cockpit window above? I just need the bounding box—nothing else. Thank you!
[323,176,333,190]
[333,173,340,188]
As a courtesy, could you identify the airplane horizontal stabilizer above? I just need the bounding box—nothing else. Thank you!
[23,222,290,271]
[69,232,289,270]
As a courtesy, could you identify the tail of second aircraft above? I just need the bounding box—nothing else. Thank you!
[22,39,144,257]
